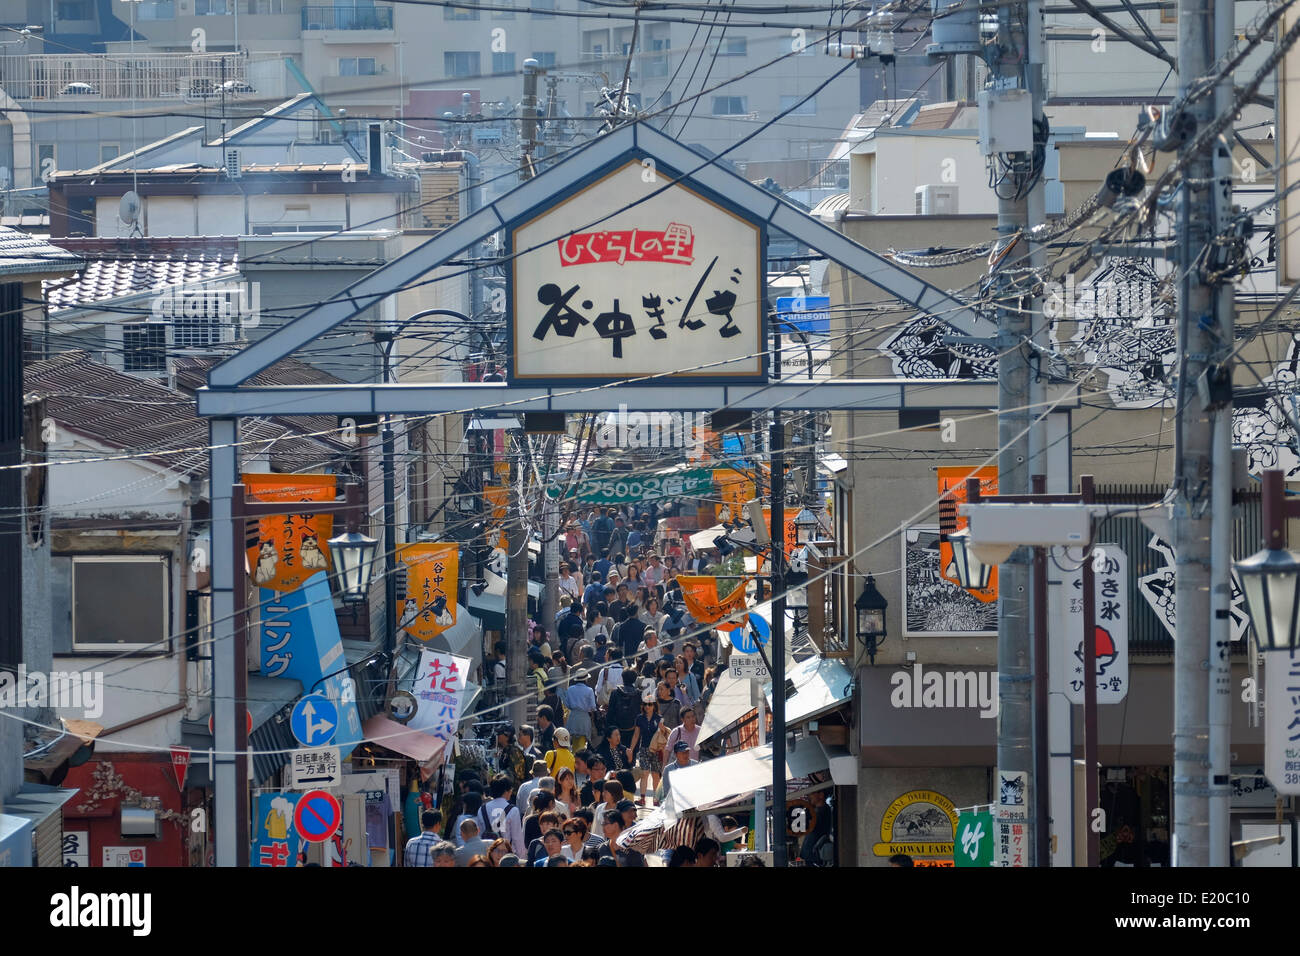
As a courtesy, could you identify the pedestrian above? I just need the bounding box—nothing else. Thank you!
[429,841,457,868]
[403,809,443,867]
[454,818,490,866]
[599,726,633,774]
[544,726,576,779]
[554,766,580,815]
[606,668,641,745]
[659,740,698,799]
[694,837,721,868]
[519,725,543,765]
[451,791,486,847]
[562,819,589,862]
[495,726,526,783]
[663,706,700,761]
[558,562,581,601]
[629,698,665,804]
[889,853,914,867]
[486,838,513,866]
[600,809,646,867]
[528,650,550,702]
[674,654,700,707]
[484,775,526,856]
[594,645,623,706]
[655,679,682,730]
[522,796,558,854]
[564,668,597,751]
[516,759,548,815]
[535,705,558,752]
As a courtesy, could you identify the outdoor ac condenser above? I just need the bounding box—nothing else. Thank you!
[915,184,958,215]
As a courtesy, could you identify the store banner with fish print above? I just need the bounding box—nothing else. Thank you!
[713,468,756,524]
[243,473,335,592]
[396,543,460,642]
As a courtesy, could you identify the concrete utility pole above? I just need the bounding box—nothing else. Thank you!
[542,486,560,644]
[506,451,530,730]
[520,59,541,182]
[1171,0,1218,868]
[986,0,1045,865]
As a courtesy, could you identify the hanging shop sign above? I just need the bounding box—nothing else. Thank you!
[677,574,749,629]
[242,473,336,592]
[1063,544,1130,705]
[396,543,460,642]
[483,485,509,521]
[509,159,765,383]
[546,468,716,504]
[954,810,993,867]
[1265,650,1300,794]
[406,650,473,752]
[871,789,959,860]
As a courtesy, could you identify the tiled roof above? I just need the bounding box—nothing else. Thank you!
[25,351,350,480]
[172,355,347,444]
[0,226,82,279]
[42,238,240,313]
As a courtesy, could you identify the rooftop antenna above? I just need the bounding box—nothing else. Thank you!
[119,190,142,239]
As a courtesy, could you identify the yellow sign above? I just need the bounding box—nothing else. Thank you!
[396,543,460,642]
[242,473,335,593]
[871,789,959,859]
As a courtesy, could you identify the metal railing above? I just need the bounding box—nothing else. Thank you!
[301,5,393,30]
[0,52,280,100]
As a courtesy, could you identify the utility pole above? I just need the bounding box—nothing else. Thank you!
[520,59,540,182]
[542,484,559,643]
[1171,0,1217,868]
[985,0,1044,865]
[506,447,530,729]
[770,413,787,867]
[1206,0,1237,868]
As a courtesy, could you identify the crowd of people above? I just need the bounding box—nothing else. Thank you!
[407,504,763,866]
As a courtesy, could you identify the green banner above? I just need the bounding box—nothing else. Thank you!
[545,468,715,504]
[954,811,993,867]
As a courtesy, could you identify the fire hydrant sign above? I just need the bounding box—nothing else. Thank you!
[1265,650,1300,794]
[509,159,764,383]
[1063,544,1130,705]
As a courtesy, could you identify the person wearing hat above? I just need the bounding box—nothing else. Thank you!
[563,668,597,752]
[544,726,576,779]
[495,726,527,784]
[658,739,699,799]
[557,562,581,602]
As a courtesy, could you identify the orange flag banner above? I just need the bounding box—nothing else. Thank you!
[242,473,336,593]
[936,466,999,603]
[483,485,510,521]
[396,543,460,641]
[677,574,750,629]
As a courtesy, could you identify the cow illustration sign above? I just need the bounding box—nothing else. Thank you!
[509,159,764,383]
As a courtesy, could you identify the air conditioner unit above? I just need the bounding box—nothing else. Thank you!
[225,149,242,180]
[915,184,958,215]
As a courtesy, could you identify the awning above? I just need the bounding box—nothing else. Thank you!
[697,670,756,744]
[668,738,829,813]
[4,782,80,833]
[690,525,728,551]
[763,655,854,726]
[425,603,482,667]
[183,675,303,787]
[362,714,447,773]
[467,582,542,629]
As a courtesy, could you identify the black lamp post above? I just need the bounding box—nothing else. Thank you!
[855,575,888,665]
[1235,469,1300,652]
[328,527,379,605]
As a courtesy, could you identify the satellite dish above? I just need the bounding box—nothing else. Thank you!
[119,190,141,225]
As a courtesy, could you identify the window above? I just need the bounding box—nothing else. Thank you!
[492,5,516,19]
[718,36,747,56]
[444,51,481,77]
[534,0,555,19]
[711,95,747,115]
[123,325,167,373]
[251,223,346,234]
[250,0,286,13]
[56,0,92,19]
[492,52,517,74]
[779,94,816,115]
[70,555,169,653]
[646,37,670,77]
[138,0,176,20]
[195,0,229,14]
[100,144,119,164]
[444,4,479,19]
[338,57,378,76]
[531,51,557,69]
[1159,3,1175,22]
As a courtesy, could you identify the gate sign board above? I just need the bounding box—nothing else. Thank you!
[1265,650,1300,794]
[510,159,765,383]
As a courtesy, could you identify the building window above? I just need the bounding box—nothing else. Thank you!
[711,96,747,115]
[173,315,224,350]
[444,51,481,78]
[138,0,176,20]
[492,52,517,74]
[100,144,119,164]
[250,223,346,234]
[195,0,229,14]
[718,36,746,56]
[56,0,92,19]
[444,4,479,19]
[70,555,169,652]
[646,37,670,77]
[123,325,167,373]
[534,0,555,19]
[1159,3,1175,22]
[492,4,516,18]
[250,0,285,13]
[531,51,557,69]
[338,57,378,76]
[779,94,816,115]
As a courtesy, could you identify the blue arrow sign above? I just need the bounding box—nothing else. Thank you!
[290,693,337,748]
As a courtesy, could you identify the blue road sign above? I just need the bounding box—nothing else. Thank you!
[775,295,831,334]
[293,790,342,843]
[290,693,338,748]
[731,610,771,654]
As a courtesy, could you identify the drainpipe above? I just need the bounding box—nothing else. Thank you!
[0,85,33,187]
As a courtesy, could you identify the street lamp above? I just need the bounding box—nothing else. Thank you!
[328,528,379,605]
[855,575,888,665]
[946,528,993,590]
[793,506,820,545]
[1235,470,1300,652]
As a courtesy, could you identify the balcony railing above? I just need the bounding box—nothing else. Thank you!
[0,52,285,101]
[301,5,393,30]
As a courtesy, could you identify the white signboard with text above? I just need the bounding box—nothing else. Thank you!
[510,160,764,383]
[1265,650,1300,794]
[1063,544,1130,705]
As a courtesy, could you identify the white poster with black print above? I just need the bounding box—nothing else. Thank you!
[1062,544,1129,705]
[1137,535,1250,644]
[901,526,997,637]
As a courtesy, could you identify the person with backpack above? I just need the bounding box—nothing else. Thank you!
[482,774,526,857]
[591,509,614,556]
[605,668,641,750]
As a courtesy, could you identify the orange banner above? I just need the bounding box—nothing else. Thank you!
[396,543,460,642]
[937,466,998,603]
[713,468,755,523]
[483,485,509,521]
[243,473,335,593]
[756,507,800,573]
[678,574,749,629]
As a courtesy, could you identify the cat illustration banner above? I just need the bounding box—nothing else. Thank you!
[242,473,336,593]
[396,543,460,642]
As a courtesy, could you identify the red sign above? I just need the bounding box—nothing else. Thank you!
[294,790,343,844]
[170,746,192,791]
[208,709,253,736]
[557,223,695,267]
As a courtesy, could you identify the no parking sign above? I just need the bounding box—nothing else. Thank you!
[293,789,342,844]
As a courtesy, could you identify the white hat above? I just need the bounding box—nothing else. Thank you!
[553,727,572,747]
